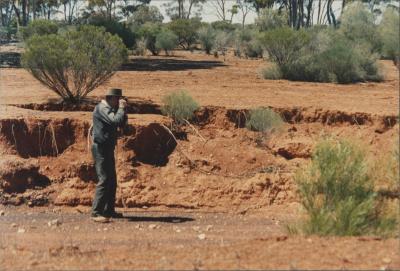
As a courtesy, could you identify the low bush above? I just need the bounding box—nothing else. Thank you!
[20,19,59,41]
[260,27,383,83]
[293,138,397,236]
[161,91,200,125]
[246,107,283,133]
[260,63,282,80]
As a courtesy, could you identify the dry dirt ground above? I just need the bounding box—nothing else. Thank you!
[0,50,399,270]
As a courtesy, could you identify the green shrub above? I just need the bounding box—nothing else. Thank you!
[261,27,382,83]
[260,27,310,67]
[198,26,216,54]
[22,25,127,103]
[161,91,200,125]
[87,16,136,48]
[246,107,283,133]
[260,63,282,80]
[20,19,59,40]
[244,37,263,58]
[379,7,400,67]
[289,39,382,83]
[155,29,178,55]
[168,18,201,49]
[294,138,397,236]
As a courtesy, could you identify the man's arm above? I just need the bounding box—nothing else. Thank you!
[97,104,126,126]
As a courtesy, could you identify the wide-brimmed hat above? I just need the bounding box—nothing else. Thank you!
[106,88,123,97]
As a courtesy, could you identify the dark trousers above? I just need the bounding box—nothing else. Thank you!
[91,143,117,216]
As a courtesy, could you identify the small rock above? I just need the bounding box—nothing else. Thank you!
[306,238,312,243]
[276,235,288,242]
[142,206,148,209]
[0,210,5,216]
[11,223,17,228]
[172,219,181,223]
[205,225,213,231]
[135,224,142,229]
[198,233,206,240]
[48,219,61,227]
[74,226,80,230]
[149,224,157,229]
[17,228,26,234]
[382,258,391,264]
[28,201,33,207]
[103,227,108,231]
[192,226,200,232]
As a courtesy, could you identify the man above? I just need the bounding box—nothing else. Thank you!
[91,88,127,223]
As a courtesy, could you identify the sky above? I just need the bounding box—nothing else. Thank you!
[148,0,345,24]
[150,0,258,24]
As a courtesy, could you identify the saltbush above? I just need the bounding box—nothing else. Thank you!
[246,107,283,133]
[294,138,397,236]
[161,91,200,125]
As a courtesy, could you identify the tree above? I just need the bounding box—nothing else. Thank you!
[210,0,229,21]
[168,18,201,49]
[155,29,178,55]
[339,1,381,52]
[256,8,288,30]
[22,25,127,103]
[237,0,252,28]
[119,0,150,19]
[379,7,400,68]
[137,22,162,55]
[128,5,163,25]
[164,0,205,20]
[246,0,275,14]
[61,0,80,23]
[197,25,216,54]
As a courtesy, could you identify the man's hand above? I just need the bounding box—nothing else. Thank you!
[119,98,127,109]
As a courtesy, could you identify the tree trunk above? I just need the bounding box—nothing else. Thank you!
[21,0,27,25]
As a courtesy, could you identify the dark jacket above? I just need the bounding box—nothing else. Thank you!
[92,100,127,147]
